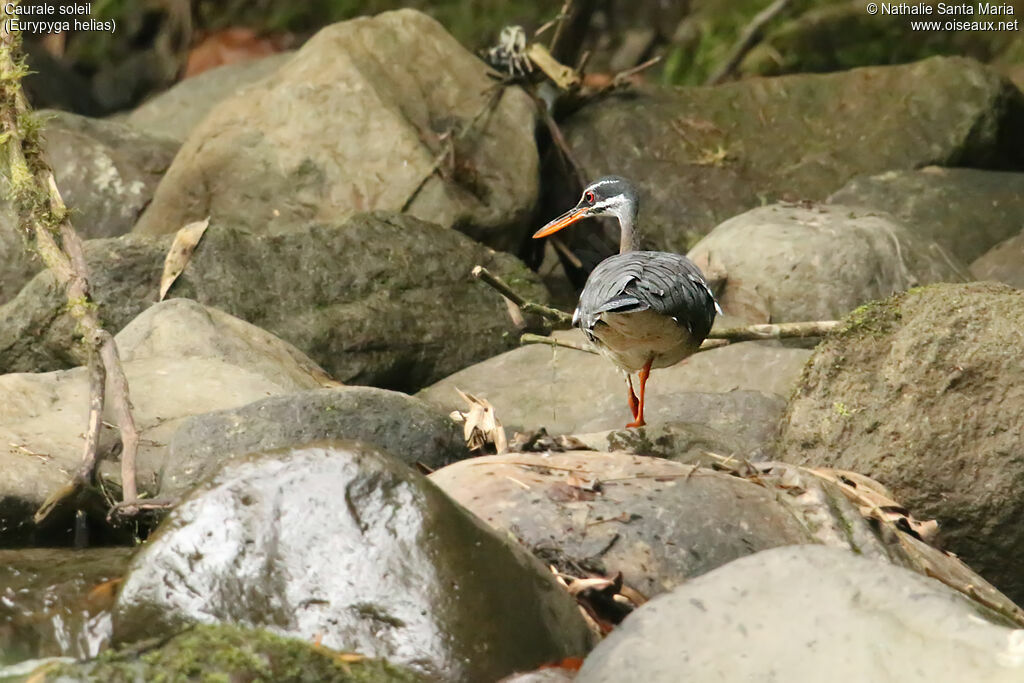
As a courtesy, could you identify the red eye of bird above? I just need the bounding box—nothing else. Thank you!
[585,191,595,203]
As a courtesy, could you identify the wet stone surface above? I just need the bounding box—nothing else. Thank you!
[113,441,594,682]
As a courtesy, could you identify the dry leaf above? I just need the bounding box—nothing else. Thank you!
[452,388,507,454]
[566,472,601,492]
[159,218,209,301]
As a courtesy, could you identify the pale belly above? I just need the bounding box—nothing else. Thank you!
[586,310,701,373]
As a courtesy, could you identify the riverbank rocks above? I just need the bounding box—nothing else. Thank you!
[164,386,468,498]
[418,335,809,435]
[0,111,177,304]
[133,10,537,252]
[113,442,594,682]
[557,56,1024,253]
[576,546,1024,683]
[828,167,1024,263]
[687,203,968,325]
[780,282,1024,602]
[127,54,293,142]
[0,299,328,543]
[0,213,546,389]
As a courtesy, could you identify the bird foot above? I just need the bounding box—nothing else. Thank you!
[625,418,646,429]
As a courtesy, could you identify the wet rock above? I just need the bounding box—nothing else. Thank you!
[164,386,468,498]
[113,442,594,682]
[0,548,133,664]
[133,10,538,252]
[558,57,1024,254]
[48,623,423,682]
[972,230,1024,289]
[127,53,293,142]
[780,282,1024,602]
[0,299,326,543]
[576,546,1024,683]
[418,334,809,434]
[0,213,547,388]
[0,111,177,304]
[828,167,1024,263]
[687,203,967,325]
[430,452,902,600]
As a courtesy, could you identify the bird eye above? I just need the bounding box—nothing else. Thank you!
[585,191,595,203]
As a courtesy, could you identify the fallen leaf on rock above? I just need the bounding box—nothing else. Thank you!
[567,472,601,493]
[451,388,507,454]
[538,656,585,671]
[159,218,209,301]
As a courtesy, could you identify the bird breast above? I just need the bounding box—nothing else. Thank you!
[585,309,701,372]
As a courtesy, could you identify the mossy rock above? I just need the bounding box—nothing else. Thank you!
[44,623,423,682]
[779,282,1024,602]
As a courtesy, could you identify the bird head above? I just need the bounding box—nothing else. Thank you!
[533,176,638,239]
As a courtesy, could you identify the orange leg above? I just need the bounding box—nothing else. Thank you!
[626,375,639,419]
[626,360,652,429]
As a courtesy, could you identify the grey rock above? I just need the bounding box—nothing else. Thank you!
[127,54,293,142]
[780,282,1024,602]
[430,452,814,598]
[0,548,134,663]
[113,442,594,682]
[0,299,326,543]
[133,10,538,252]
[828,167,1024,263]
[0,111,177,304]
[164,386,468,498]
[0,213,547,389]
[576,546,1024,683]
[418,334,810,434]
[972,229,1024,289]
[687,203,968,325]
[556,57,1024,255]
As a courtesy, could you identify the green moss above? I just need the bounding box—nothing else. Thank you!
[48,623,424,683]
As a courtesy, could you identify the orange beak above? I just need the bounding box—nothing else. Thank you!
[532,205,590,239]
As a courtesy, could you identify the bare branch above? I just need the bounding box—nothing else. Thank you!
[472,265,573,327]
[708,320,840,341]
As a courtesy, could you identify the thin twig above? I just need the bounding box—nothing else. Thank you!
[528,86,587,188]
[472,265,573,326]
[401,85,505,212]
[705,0,792,85]
[708,320,840,341]
[99,331,139,504]
[522,332,594,354]
[549,0,598,66]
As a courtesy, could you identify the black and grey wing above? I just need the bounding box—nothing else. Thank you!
[574,251,720,341]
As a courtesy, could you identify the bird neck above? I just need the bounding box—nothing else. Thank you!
[617,205,639,253]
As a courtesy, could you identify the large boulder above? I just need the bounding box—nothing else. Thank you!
[0,111,177,304]
[0,213,547,389]
[126,54,293,142]
[0,299,328,544]
[972,229,1024,289]
[0,548,134,663]
[113,442,594,682]
[430,452,815,598]
[133,10,538,252]
[576,546,1024,683]
[557,57,1024,254]
[687,203,968,325]
[164,386,469,498]
[418,335,810,434]
[780,282,1024,602]
[828,167,1024,263]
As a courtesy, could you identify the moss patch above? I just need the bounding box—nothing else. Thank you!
[48,623,423,682]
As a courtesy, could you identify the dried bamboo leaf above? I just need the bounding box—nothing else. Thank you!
[159,217,210,301]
